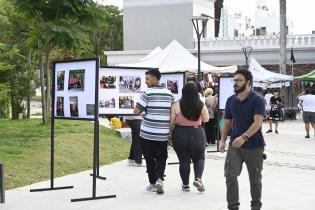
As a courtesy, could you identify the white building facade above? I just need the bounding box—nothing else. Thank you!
[123,0,216,50]
[219,0,294,38]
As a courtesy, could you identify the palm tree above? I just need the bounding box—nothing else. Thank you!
[279,0,287,103]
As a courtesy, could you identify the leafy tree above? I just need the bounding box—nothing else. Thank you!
[12,0,96,123]
[0,0,37,119]
[85,5,123,66]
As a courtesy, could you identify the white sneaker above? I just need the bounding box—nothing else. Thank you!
[155,179,164,194]
[133,162,143,167]
[146,184,157,192]
[193,178,205,192]
[127,159,135,166]
[182,185,190,192]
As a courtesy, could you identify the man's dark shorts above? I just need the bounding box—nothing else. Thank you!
[303,111,315,123]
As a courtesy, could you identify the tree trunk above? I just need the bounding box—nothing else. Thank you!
[27,52,32,119]
[27,96,30,118]
[44,44,51,119]
[38,40,48,124]
[11,102,18,119]
[280,0,287,105]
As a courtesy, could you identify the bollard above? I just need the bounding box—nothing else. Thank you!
[0,163,4,203]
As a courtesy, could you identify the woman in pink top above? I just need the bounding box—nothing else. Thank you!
[170,82,209,192]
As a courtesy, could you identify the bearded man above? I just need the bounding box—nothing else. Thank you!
[219,69,266,210]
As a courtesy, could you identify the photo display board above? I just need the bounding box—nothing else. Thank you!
[99,68,186,115]
[54,59,97,119]
[99,67,147,115]
[160,72,185,102]
[218,77,235,110]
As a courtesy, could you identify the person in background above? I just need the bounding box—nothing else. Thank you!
[125,115,143,166]
[219,69,265,210]
[297,88,315,138]
[196,82,205,103]
[169,82,209,192]
[264,89,273,121]
[134,69,174,194]
[266,89,283,134]
[204,88,218,145]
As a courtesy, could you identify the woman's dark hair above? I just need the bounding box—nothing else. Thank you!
[145,68,161,80]
[272,89,279,93]
[234,69,253,82]
[180,82,204,121]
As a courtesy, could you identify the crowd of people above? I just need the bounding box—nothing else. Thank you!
[124,68,313,210]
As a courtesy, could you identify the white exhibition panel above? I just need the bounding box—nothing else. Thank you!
[99,68,185,115]
[160,73,184,102]
[99,67,147,115]
[219,77,234,110]
[54,60,97,119]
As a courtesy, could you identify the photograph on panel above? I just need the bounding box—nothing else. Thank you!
[100,76,116,89]
[99,97,116,108]
[119,96,135,109]
[57,71,65,91]
[86,104,95,116]
[56,96,64,116]
[119,76,141,93]
[69,96,79,117]
[68,69,85,91]
[167,80,179,94]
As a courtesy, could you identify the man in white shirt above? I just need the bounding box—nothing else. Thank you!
[297,88,315,138]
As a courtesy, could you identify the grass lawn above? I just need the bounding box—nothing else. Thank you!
[0,119,131,190]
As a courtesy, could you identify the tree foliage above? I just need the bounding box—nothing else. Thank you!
[0,0,123,120]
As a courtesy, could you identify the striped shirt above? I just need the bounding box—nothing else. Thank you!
[136,85,174,141]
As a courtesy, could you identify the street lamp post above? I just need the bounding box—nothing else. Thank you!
[242,46,252,70]
[191,16,209,81]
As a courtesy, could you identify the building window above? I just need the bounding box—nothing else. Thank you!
[256,28,261,36]
[260,27,266,36]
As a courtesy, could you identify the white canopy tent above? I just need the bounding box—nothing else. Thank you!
[119,40,237,74]
[249,58,293,83]
[139,47,162,61]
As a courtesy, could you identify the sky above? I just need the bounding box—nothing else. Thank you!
[98,0,315,34]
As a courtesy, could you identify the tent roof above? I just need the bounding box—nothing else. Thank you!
[119,40,237,74]
[249,58,293,82]
[294,69,315,81]
[139,47,162,61]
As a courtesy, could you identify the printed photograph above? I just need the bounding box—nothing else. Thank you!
[167,80,178,94]
[119,76,141,93]
[69,96,79,117]
[56,97,64,116]
[99,98,116,108]
[100,76,116,89]
[86,104,95,116]
[119,96,135,109]
[57,71,65,91]
[68,69,85,91]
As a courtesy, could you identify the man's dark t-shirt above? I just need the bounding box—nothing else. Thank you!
[224,91,266,149]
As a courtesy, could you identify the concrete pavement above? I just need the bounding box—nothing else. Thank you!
[2,120,315,210]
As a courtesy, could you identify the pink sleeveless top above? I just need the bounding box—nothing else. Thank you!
[175,112,202,127]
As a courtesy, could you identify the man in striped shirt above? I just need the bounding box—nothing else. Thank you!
[134,69,174,194]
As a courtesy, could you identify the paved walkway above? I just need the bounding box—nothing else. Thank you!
[2,120,315,210]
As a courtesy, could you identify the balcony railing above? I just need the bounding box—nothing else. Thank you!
[195,34,315,50]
